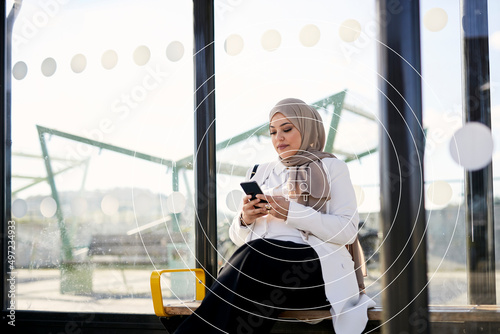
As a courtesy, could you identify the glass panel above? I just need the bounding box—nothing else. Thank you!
[420,0,467,306]
[487,0,500,305]
[421,0,500,305]
[10,0,194,313]
[215,0,500,309]
[215,0,381,304]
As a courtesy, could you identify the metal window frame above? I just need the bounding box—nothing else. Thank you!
[1,0,497,333]
[0,1,214,331]
[193,0,217,289]
[460,0,496,305]
[377,1,429,332]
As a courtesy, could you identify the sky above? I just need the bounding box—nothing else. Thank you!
[7,0,500,215]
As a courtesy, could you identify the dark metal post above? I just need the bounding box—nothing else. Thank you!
[378,1,429,333]
[193,0,217,288]
[460,0,496,305]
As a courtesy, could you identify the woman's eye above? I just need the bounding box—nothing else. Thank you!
[270,132,276,136]
[283,128,292,133]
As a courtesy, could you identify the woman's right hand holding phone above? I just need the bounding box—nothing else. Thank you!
[241,195,268,225]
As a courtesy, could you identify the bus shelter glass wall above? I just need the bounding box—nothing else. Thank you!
[215,0,500,307]
[489,0,500,305]
[420,0,500,305]
[214,0,381,303]
[9,0,195,313]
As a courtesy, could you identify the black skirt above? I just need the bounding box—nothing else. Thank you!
[174,238,329,334]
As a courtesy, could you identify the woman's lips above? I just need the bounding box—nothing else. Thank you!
[277,144,288,150]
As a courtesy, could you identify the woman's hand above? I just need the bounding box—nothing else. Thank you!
[256,194,290,221]
[241,195,268,225]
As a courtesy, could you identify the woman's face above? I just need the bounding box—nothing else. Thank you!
[270,113,302,160]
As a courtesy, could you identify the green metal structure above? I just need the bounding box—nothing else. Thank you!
[25,91,376,265]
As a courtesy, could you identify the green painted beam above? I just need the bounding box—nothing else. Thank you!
[343,103,377,121]
[37,127,73,262]
[314,90,347,154]
[34,91,375,186]
[36,125,174,167]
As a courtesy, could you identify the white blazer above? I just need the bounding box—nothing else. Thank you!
[229,158,375,334]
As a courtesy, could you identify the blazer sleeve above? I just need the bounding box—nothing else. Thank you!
[286,158,359,246]
[228,166,255,246]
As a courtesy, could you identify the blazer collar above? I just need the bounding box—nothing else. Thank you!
[251,159,284,184]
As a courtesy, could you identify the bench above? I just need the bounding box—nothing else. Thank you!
[86,234,171,292]
[150,269,500,333]
[88,234,170,266]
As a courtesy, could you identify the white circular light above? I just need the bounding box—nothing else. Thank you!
[224,34,244,56]
[13,61,28,80]
[166,192,186,214]
[12,199,28,218]
[353,185,365,206]
[101,195,119,216]
[71,54,87,73]
[423,7,448,32]
[339,19,362,42]
[427,181,453,206]
[226,190,244,212]
[166,41,184,62]
[71,197,88,216]
[449,122,494,171]
[101,50,118,70]
[299,24,320,47]
[40,197,57,218]
[41,57,57,77]
[133,45,151,66]
[261,29,281,51]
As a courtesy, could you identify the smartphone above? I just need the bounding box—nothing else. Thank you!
[240,181,268,206]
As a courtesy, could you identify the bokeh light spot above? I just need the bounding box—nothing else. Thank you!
[133,45,151,66]
[166,41,185,62]
[427,181,453,206]
[449,122,494,171]
[101,50,118,70]
[299,24,320,47]
[339,19,362,42]
[224,34,244,56]
[226,190,244,212]
[261,29,281,51]
[424,7,448,32]
[40,197,57,218]
[13,61,28,80]
[71,54,87,73]
[166,192,186,214]
[491,31,500,51]
[352,185,365,206]
[41,57,57,77]
[12,199,28,218]
[101,195,119,216]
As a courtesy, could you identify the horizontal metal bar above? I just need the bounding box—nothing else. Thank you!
[36,125,173,166]
[343,103,377,121]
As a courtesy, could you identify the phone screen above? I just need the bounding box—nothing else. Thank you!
[240,181,267,204]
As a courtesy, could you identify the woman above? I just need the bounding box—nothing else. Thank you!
[174,98,375,334]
